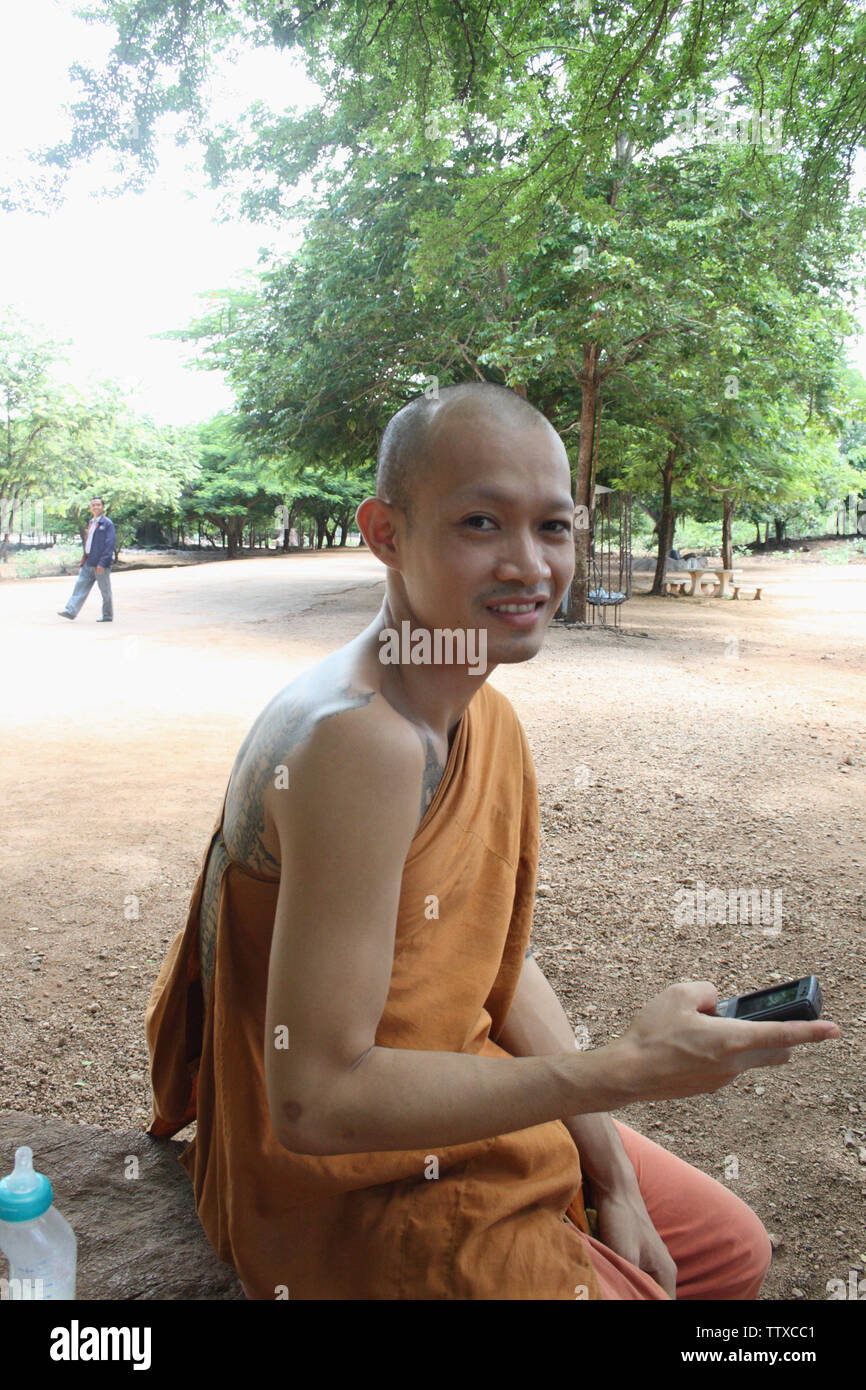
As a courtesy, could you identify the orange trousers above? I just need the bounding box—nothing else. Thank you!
[239,1119,773,1300]
[571,1120,773,1300]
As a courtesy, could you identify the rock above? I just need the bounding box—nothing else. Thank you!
[0,1110,244,1300]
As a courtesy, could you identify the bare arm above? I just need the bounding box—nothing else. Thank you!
[264,701,841,1158]
[497,954,636,1190]
[263,701,631,1156]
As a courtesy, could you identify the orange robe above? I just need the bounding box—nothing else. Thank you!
[145,680,601,1299]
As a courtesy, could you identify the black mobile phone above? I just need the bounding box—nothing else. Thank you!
[714,975,823,1022]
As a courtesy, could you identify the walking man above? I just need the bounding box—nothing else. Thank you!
[58,497,115,622]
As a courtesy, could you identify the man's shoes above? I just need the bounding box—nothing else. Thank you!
[97,617,113,622]
[58,611,74,619]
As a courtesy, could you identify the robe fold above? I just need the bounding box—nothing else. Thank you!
[145,679,601,1299]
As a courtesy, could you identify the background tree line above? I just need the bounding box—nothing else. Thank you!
[0,311,368,563]
[7,2,866,607]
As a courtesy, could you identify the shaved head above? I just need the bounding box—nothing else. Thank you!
[376,383,557,528]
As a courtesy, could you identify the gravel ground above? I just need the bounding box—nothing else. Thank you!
[1,550,864,1301]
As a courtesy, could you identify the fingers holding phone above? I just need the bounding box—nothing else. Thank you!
[612,977,840,1103]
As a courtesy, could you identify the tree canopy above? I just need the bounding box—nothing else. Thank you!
[7,1,866,601]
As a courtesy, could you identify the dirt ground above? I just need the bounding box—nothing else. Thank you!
[1,550,864,1301]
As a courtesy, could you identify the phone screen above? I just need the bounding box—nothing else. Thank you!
[735,982,801,1016]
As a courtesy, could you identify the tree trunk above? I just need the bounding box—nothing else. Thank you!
[755,522,761,544]
[226,518,244,558]
[566,344,599,623]
[722,496,735,569]
[774,517,785,543]
[650,449,680,594]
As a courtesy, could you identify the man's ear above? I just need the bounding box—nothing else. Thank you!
[356,497,405,571]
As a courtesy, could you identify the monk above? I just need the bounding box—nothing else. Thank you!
[145,382,840,1300]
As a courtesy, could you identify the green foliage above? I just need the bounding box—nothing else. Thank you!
[818,541,866,565]
[0,311,201,551]
[10,1,866,577]
[7,544,81,580]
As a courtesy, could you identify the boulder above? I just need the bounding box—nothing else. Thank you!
[0,1111,244,1300]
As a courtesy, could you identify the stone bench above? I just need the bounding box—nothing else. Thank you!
[732,586,763,600]
[0,1110,244,1300]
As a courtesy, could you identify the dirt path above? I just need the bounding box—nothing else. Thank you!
[1,552,864,1301]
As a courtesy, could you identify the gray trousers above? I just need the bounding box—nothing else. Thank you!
[62,564,113,619]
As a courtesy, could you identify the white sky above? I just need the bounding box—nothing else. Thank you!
[0,0,312,425]
[0,0,864,427]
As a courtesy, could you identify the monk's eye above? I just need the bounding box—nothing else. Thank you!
[545,520,573,533]
[463,515,497,530]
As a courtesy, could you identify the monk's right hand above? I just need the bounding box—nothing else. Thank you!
[609,981,841,1103]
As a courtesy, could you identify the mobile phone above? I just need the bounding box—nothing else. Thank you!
[714,975,822,1022]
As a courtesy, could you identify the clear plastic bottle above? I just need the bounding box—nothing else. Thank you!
[0,1146,77,1299]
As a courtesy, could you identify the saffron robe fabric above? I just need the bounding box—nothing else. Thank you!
[145,679,601,1299]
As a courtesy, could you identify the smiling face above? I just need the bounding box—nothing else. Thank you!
[89,499,104,517]
[389,398,575,665]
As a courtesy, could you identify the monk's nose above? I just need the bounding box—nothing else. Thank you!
[494,530,553,587]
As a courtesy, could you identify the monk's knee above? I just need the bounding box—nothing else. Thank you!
[740,1216,774,1300]
[712,1204,773,1300]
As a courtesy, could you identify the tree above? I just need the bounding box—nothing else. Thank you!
[38,2,866,606]
[181,413,282,557]
[0,310,69,559]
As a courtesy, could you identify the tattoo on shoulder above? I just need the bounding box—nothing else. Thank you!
[418,733,446,826]
[222,679,375,873]
[199,832,230,1002]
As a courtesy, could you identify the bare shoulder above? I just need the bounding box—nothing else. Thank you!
[266,687,434,842]
[222,664,436,873]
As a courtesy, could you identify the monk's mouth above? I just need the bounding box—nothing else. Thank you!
[485,600,547,628]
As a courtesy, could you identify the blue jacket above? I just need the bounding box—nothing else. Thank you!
[83,515,116,569]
